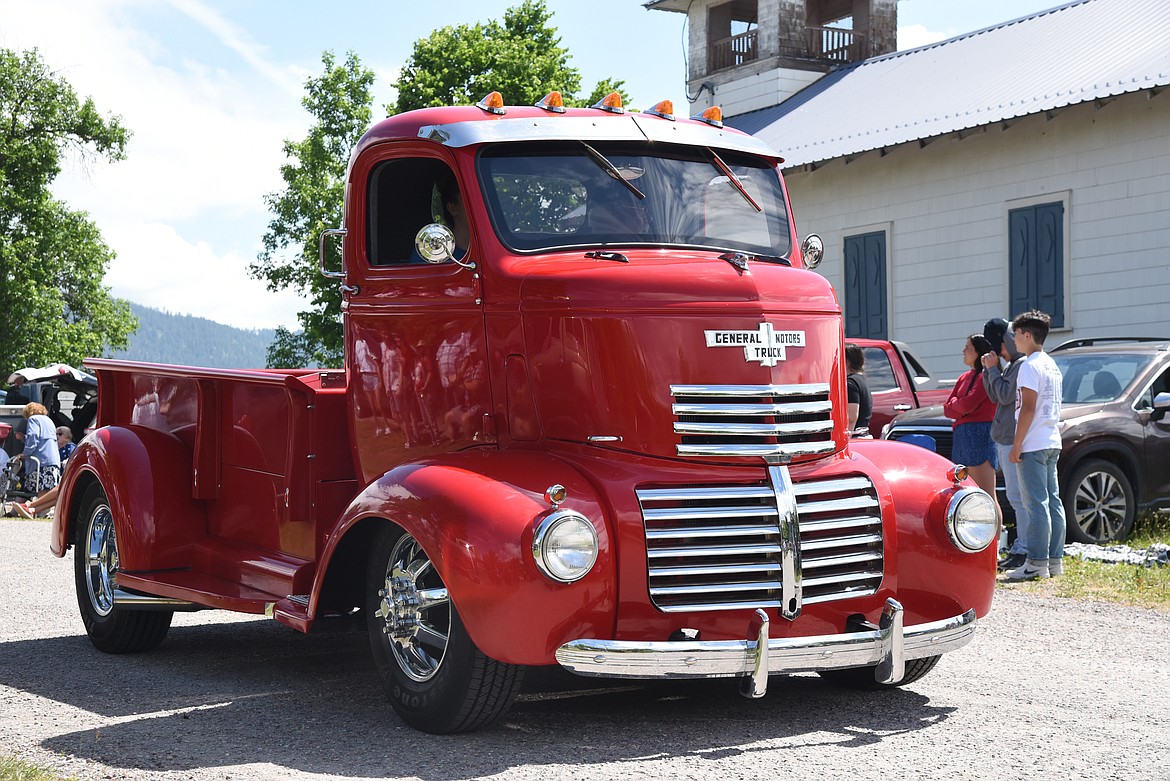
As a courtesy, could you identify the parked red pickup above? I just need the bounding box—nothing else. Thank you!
[848,339,953,436]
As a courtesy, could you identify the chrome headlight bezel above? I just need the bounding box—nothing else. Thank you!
[945,487,998,552]
[532,509,599,583]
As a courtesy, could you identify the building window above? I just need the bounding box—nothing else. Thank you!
[844,230,887,339]
[708,0,758,71]
[1008,201,1065,327]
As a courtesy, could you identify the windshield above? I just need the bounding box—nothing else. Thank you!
[477,141,792,257]
[1052,352,1152,404]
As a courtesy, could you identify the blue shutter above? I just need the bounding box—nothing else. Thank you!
[844,231,887,339]
[1009,202,1064,326]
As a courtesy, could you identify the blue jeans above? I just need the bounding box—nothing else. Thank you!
[996,442,1027,555]
[1017,448,1066,561]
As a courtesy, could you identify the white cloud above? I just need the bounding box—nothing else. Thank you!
[1,0,311,330]
[103,220,306,331]
[897,24,951,51]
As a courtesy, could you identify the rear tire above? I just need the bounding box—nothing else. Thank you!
[74,483,172,653]
[818,655,941,690]
[1063,459,1135,544]
[366,526,524,733]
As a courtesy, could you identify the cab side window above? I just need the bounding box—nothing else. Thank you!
[861,347,898,393]
[367,158,456,266]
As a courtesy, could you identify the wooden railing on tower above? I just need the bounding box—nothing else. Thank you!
[807,26,866,63]
[709,29,758,71]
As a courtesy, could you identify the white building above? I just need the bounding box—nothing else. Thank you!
[648,0,1170,376]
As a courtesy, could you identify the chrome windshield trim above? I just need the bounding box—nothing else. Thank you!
[417,114,780,158]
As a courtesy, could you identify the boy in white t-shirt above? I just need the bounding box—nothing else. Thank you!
[1005,310,1067,581]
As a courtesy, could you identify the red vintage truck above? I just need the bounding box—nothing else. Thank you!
[51,92,997,734]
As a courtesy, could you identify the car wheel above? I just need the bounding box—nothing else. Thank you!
[1063,459,1135,544]
[74,483,173,653]
[366,526,524,733]
[818,655,941,690]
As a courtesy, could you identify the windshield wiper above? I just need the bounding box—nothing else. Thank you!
[706,148,762,213]
[580,142,645,200]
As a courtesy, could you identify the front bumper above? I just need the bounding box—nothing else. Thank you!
[555,598,976,696]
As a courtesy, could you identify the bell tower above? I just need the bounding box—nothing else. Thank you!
[646,0,897,119]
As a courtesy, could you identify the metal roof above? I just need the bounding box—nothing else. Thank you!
[729,0,1170,168]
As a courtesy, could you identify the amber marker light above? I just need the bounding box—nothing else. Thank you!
[591,91,625,114]
[644,99,675,120]
[535,91,566,113]
[693,105,724,128]
[947,465,970,485]
[476,91,507,115]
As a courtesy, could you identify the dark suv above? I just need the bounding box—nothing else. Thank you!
[884,337,1170,544]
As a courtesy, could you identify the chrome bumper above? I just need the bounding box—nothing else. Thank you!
[555,599,977,696]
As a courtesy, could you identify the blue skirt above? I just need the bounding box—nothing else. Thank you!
[952,422,998,469]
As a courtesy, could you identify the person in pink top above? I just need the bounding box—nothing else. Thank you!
[944,334,1001,518]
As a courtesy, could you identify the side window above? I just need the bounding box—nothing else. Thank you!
[1009,201,1065,327]
[367,158,458,266]
[861,347,898,393]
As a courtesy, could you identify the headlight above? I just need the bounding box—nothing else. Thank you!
[945,488,998,552]
[532,509,599,583]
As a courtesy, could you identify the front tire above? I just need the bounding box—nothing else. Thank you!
[74,483,173,653]
[1063,459,1135,544]
[366,526,524,733]
[818,655,941,690]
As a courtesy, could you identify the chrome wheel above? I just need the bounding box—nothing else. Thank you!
[1065,459,1135,544]
[374,533,450,682]
[1073,472,1126,539]
[85,503,118,617]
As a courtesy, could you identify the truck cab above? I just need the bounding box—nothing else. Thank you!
[52,94,998,734]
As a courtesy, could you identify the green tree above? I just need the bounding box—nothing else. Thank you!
[393,0,627,113]
[251,51,374,368]
[0,47,137,377]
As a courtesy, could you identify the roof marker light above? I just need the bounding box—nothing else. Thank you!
[644,99,675,120]
[693,105,724,128]
[535,91,566,113]
[591,91,625,114]
[476,91,507,115]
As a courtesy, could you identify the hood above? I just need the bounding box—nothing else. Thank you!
[515,251,848,464]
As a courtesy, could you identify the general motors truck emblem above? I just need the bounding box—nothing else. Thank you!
[704,323,806,366]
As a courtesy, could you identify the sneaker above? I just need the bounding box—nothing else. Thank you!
[13,502,34,520]
[1006,559,1050,581]
[997,552,1027,571]
[1048,557,1064,577]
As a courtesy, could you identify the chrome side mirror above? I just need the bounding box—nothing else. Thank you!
[415,223,476,270]
[800,234,824,270]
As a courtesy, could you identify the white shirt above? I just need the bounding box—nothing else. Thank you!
[1015,351,1063,452]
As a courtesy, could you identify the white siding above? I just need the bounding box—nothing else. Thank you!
[781,91,1170,377]
[690,69,823,117]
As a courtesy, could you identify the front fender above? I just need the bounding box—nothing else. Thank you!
[52,426,204,570]
[850,439,997,620]
[316,449,617,665]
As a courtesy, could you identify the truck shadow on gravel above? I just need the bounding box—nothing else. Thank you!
[3,618,956,778]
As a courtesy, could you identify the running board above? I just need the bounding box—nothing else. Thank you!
[112,588,203,611]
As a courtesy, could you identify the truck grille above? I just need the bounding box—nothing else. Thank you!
[636,475,884,613]
[670,383,836,458]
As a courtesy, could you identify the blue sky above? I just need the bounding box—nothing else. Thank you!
[2,0,1063,330]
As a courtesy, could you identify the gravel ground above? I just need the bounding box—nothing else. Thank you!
[2,518,1168,781]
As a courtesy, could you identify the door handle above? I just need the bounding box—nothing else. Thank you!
[893,404,912,411]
